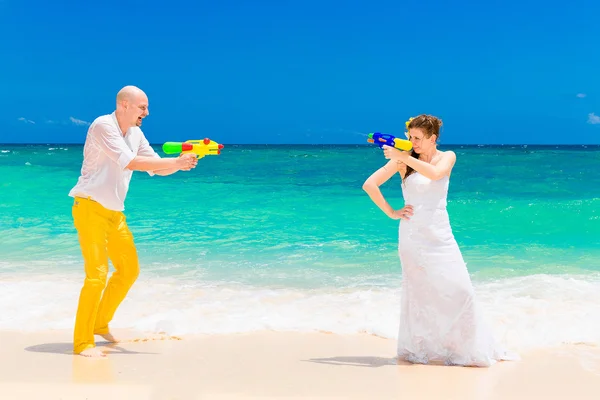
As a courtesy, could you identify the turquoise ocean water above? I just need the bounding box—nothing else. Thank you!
[1,144,599,350]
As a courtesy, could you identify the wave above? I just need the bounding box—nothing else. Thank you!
[1,272,599,352]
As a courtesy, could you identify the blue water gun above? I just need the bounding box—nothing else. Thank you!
[367,132,413,151]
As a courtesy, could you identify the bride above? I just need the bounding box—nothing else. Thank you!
[362,114,517,367]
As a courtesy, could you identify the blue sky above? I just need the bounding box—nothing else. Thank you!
[0,0,598,145]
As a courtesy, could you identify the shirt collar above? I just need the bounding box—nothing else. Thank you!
[111,111,129,137]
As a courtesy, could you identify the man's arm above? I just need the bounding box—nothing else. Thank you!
[153,166,181,176]
[135,133,182,176]
[91,122,185,172]
[136,133,197,176]
[127,156,182,171]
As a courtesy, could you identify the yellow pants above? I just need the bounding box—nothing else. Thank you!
[71,197,140,354]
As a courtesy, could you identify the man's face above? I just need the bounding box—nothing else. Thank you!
[125,93,149,128]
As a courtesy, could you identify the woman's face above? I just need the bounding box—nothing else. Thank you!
[409,128,436,154]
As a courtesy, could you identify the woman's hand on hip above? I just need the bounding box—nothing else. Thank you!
[390,205,413,220]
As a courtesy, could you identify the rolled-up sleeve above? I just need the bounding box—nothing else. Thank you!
[137,134,160,159]
[91,122,135,170]
[137,134,161,176]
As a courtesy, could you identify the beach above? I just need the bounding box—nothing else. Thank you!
[1,144,600,398]
[2,0,599,394]
[2,329,600,400]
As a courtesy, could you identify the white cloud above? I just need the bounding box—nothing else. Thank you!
[17,117,35,124]
[18,116,91,126]
[69,116,90,126]
[576,93,586,98]
[588,113,600,125]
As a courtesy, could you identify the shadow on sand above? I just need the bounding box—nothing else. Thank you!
[303,355,412,368]
[24,341,158,356]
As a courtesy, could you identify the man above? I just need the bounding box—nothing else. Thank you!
[68,85,197,357]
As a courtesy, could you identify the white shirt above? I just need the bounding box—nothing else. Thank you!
[68,112,160,211]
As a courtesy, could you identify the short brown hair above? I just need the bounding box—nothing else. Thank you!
[406,114,443,140]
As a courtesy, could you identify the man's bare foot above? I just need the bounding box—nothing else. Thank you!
[78,347,106,358]
[97,332,120,343]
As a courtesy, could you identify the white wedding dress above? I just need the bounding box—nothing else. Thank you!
[397,171,517,367]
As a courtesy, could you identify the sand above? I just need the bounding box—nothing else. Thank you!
[1,329,599,400]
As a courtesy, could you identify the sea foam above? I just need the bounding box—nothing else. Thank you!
[1,270,599,352]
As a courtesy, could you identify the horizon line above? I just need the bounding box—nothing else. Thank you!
[1,143,600,147]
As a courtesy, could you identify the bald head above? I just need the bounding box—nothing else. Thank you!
[115,85,150,129]
[117,85,146,103]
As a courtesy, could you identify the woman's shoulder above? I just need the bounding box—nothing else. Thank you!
[438,149,456,157]
[434,149,456,162]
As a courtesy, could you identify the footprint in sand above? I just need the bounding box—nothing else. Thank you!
[127,332,183,343]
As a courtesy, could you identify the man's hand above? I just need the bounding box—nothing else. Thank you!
[176,153,198,171]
